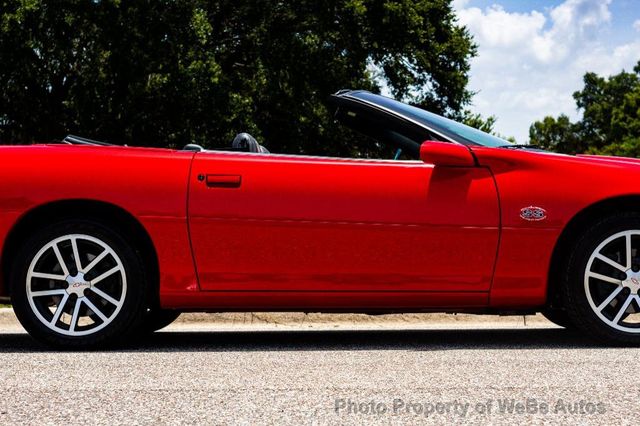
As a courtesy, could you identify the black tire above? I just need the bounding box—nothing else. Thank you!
[561,212,640,346]
[541,308,575,329]
[141,308,181,333]
[10,219,150,349]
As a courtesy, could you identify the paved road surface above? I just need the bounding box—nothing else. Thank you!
[0,322,636,425]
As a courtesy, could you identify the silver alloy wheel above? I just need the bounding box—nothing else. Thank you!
[26,234,127,336]
[585,230,640,333]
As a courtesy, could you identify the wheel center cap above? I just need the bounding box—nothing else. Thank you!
[65,273,91,297]
[623,270,640,294]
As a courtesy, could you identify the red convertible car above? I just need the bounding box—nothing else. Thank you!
[1,90,640,347]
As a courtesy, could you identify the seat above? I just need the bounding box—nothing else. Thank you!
[232,133,260,152]
[232,133,268,153]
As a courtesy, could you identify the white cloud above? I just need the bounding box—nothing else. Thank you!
[550,0,611,31]
[451,0,471,10]
[454,0,639,142]
[459,6,546,49]
[634,19,640,31]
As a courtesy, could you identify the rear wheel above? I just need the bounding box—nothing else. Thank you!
[10,220,149,348]
[562,213,640,345]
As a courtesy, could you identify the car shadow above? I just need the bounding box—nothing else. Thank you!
[0,327,605,353]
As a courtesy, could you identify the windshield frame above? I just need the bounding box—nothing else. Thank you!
[338,91,511,148]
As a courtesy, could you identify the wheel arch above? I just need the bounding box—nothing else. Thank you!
[547,195,640,309]
[1,199,160,302]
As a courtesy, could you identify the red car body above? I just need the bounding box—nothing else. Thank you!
[0,141,637,315]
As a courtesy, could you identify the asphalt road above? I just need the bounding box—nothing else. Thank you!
[0,322,636,425]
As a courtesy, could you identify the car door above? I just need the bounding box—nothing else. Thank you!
[188,149,500,293]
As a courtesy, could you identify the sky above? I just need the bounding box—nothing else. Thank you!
[452,0,640,142]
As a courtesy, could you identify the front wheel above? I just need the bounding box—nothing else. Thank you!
[562,213,640,345]
[10,220,149,348]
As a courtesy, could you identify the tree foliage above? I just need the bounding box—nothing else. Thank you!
[461,110,516,142]
[0,0,476,157]
[462,110,496,134]
[529,62,640,156]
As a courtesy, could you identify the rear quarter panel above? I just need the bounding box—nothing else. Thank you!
[0,145,196,301]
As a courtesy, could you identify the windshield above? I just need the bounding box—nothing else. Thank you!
[348,92,510,147]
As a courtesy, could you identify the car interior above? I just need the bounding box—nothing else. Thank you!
[182,133,270,154]
[62,133,271,155]
[61,97,429,161]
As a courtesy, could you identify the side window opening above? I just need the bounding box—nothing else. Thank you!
[333,104,427,160]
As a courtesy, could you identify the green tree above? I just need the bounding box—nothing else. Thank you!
[0,0,476,157]
[462,110,496,134]
[529,61,640,156]
[462,110,516,142]
[528,114,583,154]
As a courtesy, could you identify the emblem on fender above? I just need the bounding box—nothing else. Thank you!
[520,206,547,221]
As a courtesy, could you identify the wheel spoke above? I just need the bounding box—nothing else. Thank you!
[626,234,633,270]
[91,265,121,286]
[83,298,108,322]
[30,272,67,281]
[597,285,624,311]
[71,237,83,273]
[50,293,69,325]
[52,243,70,277]
[30,289,66,297]
[612,295,634,324]
[588,272,622,285]
[88,286,120,306]
[83,249,109,274]
[595,253,627,273]
[69,299,83,332]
